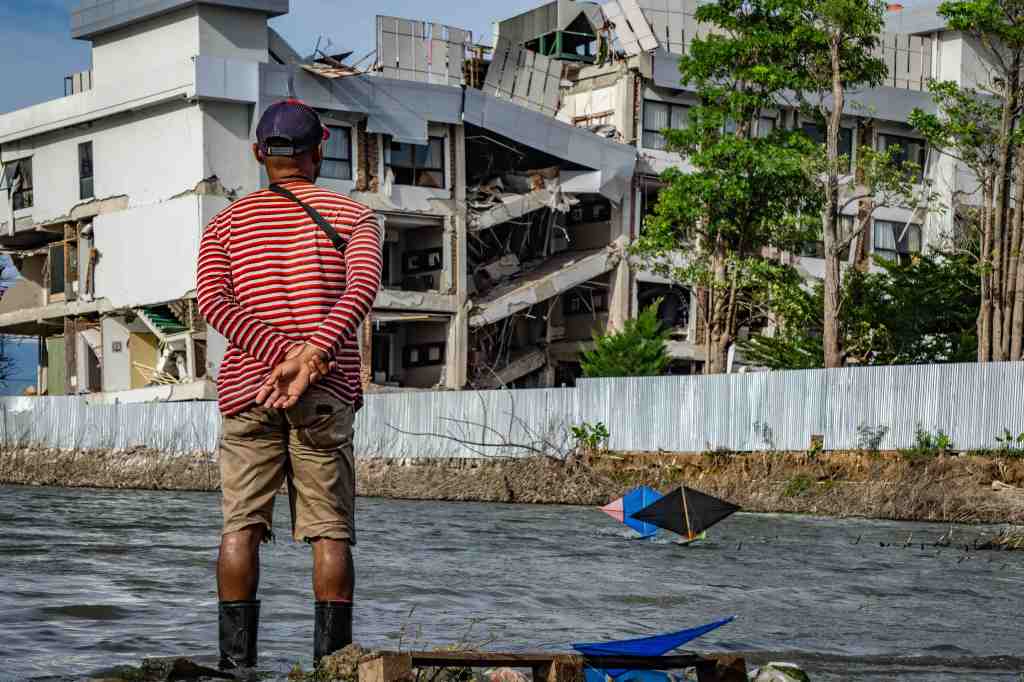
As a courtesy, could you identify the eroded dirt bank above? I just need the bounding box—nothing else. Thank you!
[2,447,1023,524]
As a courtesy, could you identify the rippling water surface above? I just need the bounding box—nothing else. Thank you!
[1,485,1022,681]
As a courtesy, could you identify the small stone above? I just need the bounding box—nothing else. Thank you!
[749,662,811,682]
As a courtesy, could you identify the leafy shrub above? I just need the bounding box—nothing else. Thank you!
[782,475,814,498]
[900,424,953,461]
[571,421,610,454]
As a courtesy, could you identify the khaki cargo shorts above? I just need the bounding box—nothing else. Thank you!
[219,388,356,544]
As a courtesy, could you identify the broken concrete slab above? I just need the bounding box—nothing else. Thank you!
[477,347,548,388]
[376,289,458,313]
[469,187,575,231]
[469,247,620,328]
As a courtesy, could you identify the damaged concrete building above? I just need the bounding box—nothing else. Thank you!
[0,0,972,398]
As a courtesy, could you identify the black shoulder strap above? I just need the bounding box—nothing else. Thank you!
[268,183,347,254]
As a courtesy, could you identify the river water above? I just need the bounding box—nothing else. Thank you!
[0,485,1021,681]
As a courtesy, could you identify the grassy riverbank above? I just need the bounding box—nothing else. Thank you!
[2,446,1023,524]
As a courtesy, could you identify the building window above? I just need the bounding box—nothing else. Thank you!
[49,243,65,298]
[389,137,445,188]
[404,342,446,368]
[642,100,689,151]
[802,123,854,170]
[79,142,94,200]
[874,220,922,263]
[801,215,855,260]
[564,288,609,316]
[322,126,353,181]
[3,157,33,211]
[878,133,927,180]
[403,247,443,274]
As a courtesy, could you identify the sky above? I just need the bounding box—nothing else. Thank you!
[0,0,549,114]
[0,0,941,114]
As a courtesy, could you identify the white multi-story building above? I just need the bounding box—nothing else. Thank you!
[0,0,990,399]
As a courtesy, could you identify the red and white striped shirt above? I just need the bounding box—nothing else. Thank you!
[197,180,382,416]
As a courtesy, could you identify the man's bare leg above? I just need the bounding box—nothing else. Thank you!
[312,539,354,665]
[218,526,265,600]
[312,538,354,601]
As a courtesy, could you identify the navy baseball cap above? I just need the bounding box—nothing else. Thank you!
[256,99,330,157]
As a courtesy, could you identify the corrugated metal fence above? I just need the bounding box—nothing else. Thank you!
[4,363,1024,456]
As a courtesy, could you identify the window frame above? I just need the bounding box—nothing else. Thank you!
[801,214,856,260]
[321,125,354,181]
[878,132,927,181]
[873,219,923,263]
[48,242,66,300]
[403,342,446,369]
[79,141,94,200]
[642,100,689,151]
[389,136,446,189]
[402,247,444,275]
[801,122,855,171]
[3,157,34,211]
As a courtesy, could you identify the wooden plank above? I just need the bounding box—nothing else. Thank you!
[406,652,708,670]
[360,653,413,682]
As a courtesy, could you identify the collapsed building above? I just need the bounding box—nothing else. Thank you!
[0,0,977,398]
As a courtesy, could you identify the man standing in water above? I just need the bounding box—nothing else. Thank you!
[197,99,382,670]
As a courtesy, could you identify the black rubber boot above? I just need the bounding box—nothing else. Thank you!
[314,601,353,666]
[219,600,260,670]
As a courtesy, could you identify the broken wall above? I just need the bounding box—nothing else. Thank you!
[93,194,220,309]
[558,64,634,142]
[0,100,205,228]
[0,255,45,315]
[201,101,262,199]
[383,124,454,212]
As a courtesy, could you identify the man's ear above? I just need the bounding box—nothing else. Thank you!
[312,143,324,165]
[252,143,264,165]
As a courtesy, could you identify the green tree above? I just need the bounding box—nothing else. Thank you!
[742,251,980,368]
[785,0,938,369]
[633,0,821,373]
[581,302,671,378]
[910,0,1024,362]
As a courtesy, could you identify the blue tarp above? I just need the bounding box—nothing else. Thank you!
[574,617,736,679]
[622,486,663,538]
[573,617,736,657]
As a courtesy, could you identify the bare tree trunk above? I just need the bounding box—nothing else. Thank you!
[980,186,995,362]
[704,246,731,374]
[987,62,1020,362]
[1009,147,1024,359]
[853,120,876,272]
[822,36,845,369]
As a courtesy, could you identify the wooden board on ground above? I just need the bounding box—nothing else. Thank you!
[360,651,747,682]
